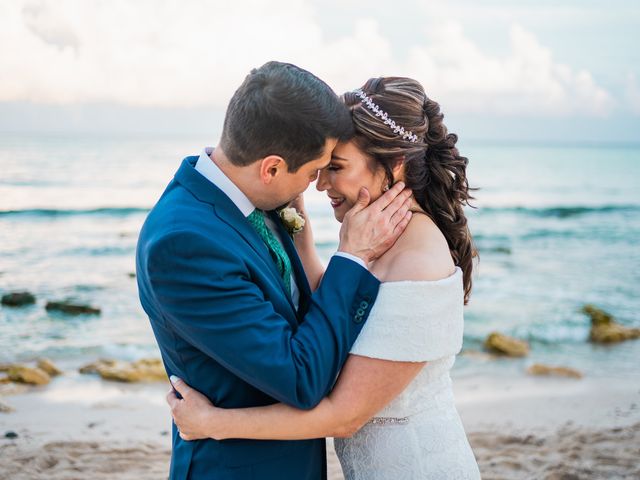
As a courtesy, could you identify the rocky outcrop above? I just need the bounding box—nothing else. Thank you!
[582,304,640,344]
[484,332,530,357]
[45,301,101,315]
[6,365,51,385]
[37,358,63,376]
[1,291,36,307]
[79,358,166,383]
[526,363,583,379]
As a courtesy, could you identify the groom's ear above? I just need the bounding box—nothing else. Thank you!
[259,155,287,184]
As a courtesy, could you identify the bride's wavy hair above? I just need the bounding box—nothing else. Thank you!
[342,77,478,304]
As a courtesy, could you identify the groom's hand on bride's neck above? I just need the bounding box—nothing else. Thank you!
[338,182,413,265]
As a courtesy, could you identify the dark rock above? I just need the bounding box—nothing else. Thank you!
[128,272,136,278]
[5,431,18,439]
[1,291,36,307]
[45,301,101,315]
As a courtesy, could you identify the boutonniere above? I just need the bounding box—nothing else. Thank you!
[278,207,306,235]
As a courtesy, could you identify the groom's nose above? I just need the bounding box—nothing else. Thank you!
[316,169,329,191]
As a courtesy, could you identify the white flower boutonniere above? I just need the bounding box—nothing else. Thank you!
[279,207,306,235]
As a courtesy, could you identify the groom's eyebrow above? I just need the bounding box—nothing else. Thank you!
[330,155,349,162]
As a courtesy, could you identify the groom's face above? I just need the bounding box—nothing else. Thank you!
[259,138,338,210]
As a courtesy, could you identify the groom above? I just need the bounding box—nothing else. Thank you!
[136,61,412,479]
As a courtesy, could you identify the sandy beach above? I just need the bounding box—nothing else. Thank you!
[1,371,638,480]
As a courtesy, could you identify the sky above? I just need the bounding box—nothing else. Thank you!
[1,0,639,142]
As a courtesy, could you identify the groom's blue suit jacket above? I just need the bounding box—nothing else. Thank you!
[136,157,380,479]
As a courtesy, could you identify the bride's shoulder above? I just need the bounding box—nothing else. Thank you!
[372,214,456,283]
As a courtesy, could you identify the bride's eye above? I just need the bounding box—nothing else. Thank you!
[326,164,341,171]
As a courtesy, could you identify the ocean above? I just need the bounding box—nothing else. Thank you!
[1,133,639,380]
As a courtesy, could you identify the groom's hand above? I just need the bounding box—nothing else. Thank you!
[338,182,413,265]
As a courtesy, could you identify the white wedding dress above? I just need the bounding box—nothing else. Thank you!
[334,267,481,479]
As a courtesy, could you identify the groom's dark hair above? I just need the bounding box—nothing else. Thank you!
[219,61,353,172]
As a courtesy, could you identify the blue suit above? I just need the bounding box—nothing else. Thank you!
[136,157,380,479]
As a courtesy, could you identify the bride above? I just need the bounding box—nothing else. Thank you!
[167,77,481,479]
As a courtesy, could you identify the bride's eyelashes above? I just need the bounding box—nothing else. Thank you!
[326,164,341,171]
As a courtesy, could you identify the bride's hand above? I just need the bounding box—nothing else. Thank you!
[288,193,305,213]
[166,376,222,441]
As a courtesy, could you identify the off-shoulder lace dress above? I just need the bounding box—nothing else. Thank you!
[334,267,481,479]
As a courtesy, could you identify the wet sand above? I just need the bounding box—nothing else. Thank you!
[1,374,638,479]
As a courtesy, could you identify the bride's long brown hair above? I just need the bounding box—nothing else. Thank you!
[342,77,477,304]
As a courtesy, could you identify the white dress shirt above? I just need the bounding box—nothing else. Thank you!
[194,148,366,310]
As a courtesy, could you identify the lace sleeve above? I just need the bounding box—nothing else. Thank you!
[349,268,464,362]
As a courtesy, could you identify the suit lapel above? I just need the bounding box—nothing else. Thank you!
[174,157,297,316]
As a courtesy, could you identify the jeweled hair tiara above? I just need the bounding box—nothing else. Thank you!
[353,89,419,143]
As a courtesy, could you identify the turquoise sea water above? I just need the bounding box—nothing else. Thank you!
[1,134,639,380]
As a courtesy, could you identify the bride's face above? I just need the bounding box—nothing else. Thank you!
[316,140,388,222]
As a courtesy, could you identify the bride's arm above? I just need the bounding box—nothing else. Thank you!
[289,195,325,291]
[168,355,425,441]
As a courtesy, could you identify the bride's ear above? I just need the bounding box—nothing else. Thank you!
[391,156,406,183]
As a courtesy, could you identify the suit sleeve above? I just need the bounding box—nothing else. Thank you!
[145,230,379,409]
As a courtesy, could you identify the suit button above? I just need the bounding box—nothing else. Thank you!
[356,308,365,316]
[353,314,363,324]
[359,301,368,309]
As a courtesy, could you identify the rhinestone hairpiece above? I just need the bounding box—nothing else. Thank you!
[354,89,419,143]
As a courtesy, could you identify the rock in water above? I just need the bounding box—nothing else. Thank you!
[7,365,51,385]
[80,358,166,382]
[45,301,101,315]
[484,332,530,357]
[5,431,18,439]
[79,359,118,374]
[37,358,63,376]
[1,291,36,307]
[582,304,640,344]
[526,363,583,379]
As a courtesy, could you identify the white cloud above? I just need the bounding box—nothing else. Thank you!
[402,23,614,116]
[625,73,640,114]
[0,0,616,117]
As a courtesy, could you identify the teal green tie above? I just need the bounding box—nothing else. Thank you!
[247,209,292,294]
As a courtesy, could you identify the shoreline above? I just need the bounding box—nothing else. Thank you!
[1,373,638,479]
